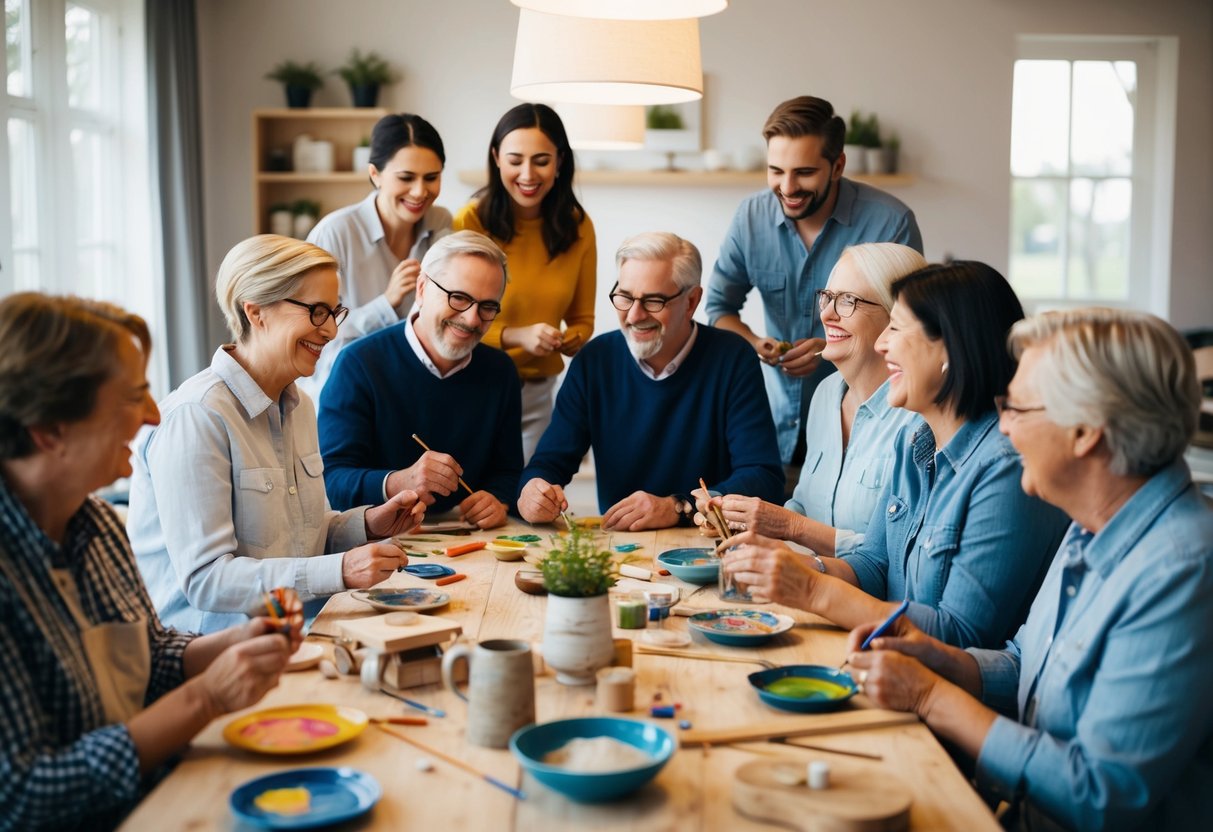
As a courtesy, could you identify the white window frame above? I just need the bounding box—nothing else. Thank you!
[1012,35,1178,316]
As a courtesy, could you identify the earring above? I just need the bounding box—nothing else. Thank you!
[941,362,949,375]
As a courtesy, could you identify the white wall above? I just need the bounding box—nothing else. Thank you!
[196,0,1213,359]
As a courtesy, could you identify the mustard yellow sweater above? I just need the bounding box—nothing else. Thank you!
[453,201,596,380]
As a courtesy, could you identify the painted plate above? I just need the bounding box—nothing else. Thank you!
[224,705,368,755]
[402,563,457,580]
[656,547,720,584]
[687,609,795,646]
[229,766,381,829]
[747,665,859,713]
[351,587,450,611]
[285,642,323,672]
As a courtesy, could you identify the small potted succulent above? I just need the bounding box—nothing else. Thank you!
[269,202,294,237]
[844,110,869,174]
[539,525,617,685]
[266,60,325,109]
[291,199,321,239]
[335,49,394,108]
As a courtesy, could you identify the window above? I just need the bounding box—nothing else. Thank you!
[1,0,162,382]
[1008,37,1177,313]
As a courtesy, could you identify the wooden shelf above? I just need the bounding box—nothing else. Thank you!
[457,169,916,189]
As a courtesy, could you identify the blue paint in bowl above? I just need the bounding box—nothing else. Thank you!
[509,717,676,802]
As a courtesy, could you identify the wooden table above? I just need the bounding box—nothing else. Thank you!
[121,522,998,831]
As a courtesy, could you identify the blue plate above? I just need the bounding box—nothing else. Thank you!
[656,547,719,584]
[747,665,858,713]
[510,717,676,802]
[230,766,381,829]
[687,609,794,646]
[402,564,456,580]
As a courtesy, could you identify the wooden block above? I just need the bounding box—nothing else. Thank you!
[733,759,912,831]
[383,645,467,690]
[678,710,918,747]
[337,612,462,652]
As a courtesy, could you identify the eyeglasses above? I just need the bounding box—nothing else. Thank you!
[994,396,1046,418]
[816,289,882,319]
[608,282,687,313]
[280,298,349,327]
[426,275,502,321]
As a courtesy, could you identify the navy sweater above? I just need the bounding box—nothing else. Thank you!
[521,327,783,511]
[318,322,522,513]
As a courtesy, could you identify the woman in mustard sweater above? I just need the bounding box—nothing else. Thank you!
[454,103,595,461]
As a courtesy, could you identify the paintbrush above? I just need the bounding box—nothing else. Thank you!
[411,433,474,496]
[377,725,527,800]
[839,598,910,672]
[698,477,730,538]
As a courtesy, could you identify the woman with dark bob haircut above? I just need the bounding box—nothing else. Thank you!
[719,261,1070,649]
[453,103,596,461]
[0,293,302,830]
[300,112,452,399]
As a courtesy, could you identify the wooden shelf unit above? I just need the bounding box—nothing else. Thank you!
[252,108,387,234]
[456,169,916,189]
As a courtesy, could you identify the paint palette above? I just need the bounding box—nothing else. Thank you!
[351,587,450,612]
[402,563,457,580]
[687,609,795,646]
[747,665,859,713]
[230,766,381,828]
[224,705,367,755]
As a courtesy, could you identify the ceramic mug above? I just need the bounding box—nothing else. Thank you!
[441,639,536,748]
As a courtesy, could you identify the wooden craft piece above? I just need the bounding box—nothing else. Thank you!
[733,759,912,832]
[678,710,918,747]
[337,612,462,652]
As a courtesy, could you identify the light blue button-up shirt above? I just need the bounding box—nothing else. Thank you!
[786,374,914,555]
[970,459,1213,831]
[127,347,369,633]
[705,183,922,463]
[842,410,1070,648]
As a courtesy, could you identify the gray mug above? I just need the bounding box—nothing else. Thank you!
[441,639,536,748]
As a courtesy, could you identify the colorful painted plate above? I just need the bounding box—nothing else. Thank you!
[351,587,450,611]
[747,665,859,713]
[229,766,381,829]
[402,563,457,580]
[656,547,720,584]
[224,705,368,755]
[687,609,795,646]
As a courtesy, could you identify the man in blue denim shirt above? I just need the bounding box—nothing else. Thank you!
[706,96,922,467]
[848,309,1213,831]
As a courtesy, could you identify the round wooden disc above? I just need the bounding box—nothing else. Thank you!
[733,759,912,832]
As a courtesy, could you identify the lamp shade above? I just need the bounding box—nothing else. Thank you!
[557,103,645,150]
[511,11,702,105]
[510,1,727,20]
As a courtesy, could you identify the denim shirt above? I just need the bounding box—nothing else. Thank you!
[842,410,1069,648]
[971,460,1213,832]
[705,184,922,463]
[786,374,914,555]
[127,347,368,633]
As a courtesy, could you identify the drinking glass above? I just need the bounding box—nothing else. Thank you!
[641,587,689,647]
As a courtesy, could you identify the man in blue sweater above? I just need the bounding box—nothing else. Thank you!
[518,232,783,531]
[319,231,521,529]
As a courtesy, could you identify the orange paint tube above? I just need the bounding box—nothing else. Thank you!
[436,573,467,586]
[444,541,487,557]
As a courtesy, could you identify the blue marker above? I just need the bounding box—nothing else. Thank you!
[841,599,910,672]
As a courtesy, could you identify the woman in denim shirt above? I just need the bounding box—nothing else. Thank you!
[722,262,1068,648]
[128,236,426,632]
[847,309,1213,831]
[695,243,925,556]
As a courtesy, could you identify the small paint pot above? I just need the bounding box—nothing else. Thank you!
[597,666,636,712]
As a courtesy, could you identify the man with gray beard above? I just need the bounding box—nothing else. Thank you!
[518,232,783,531]
[319,231,521,529]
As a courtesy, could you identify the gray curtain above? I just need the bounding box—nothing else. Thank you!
[146,0,210,387]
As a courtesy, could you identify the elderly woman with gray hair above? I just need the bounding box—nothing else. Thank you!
[845,308,1213,831]
[128,235,426,633]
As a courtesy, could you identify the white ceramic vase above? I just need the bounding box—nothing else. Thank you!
[543,593,614,686]
[843,143,867,174]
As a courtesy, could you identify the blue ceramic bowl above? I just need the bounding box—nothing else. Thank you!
[687,609,795,646]
[509,717,676,802]
[747,665,858,713]
[657,547,720,584]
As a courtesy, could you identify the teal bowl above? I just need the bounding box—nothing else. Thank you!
[748,665,858,713]
[509,717,676,802]
[688,609,795,646]
[657,547,719,584]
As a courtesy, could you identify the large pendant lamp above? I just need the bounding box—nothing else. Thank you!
[510,9,702,105]
[509,1,727,20]
[557,103,646,150]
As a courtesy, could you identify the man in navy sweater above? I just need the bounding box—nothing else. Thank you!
[519,232,783,531]
[319,231,521,529]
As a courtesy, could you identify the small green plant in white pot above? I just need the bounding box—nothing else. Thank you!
[540,525,617,685]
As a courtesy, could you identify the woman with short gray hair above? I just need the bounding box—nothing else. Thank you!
[846,307,1213,831]
[128,234,427,632]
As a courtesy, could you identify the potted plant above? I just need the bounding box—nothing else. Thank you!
[266,60,324,109]
[353,136,372,173]
[291,199,321,239]
[335,49,394,108]
[844,109,869,174]
[885,131,901,174]
[269,202,294,237]
[539,525,617,685]
[861,113,889,175]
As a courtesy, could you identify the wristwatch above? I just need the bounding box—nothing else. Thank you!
[673,494,695,527]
